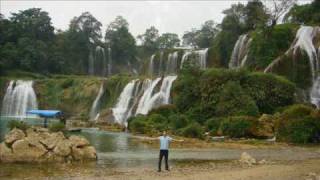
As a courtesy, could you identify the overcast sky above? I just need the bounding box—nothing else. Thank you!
[0,0,312,38]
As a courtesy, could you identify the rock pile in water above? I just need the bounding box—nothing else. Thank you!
[0,127,97,163]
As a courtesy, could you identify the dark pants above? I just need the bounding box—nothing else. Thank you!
[158,149,169,171]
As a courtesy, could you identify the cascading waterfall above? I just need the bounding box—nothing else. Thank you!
[108,47,112,76]
[166,51,178,74]
[264,26,320,107]
[229,34,252,68]
[95,46,107,77]
[88,50,95,76]
[112,75,177,126]
[112,80,138,125]
[149,54,156,76]
[89,84,105,121]
[180,48,208,69]
[159,52,164,76]
[1,80,38,117]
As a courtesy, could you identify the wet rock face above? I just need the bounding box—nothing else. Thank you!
[0,127,97,163]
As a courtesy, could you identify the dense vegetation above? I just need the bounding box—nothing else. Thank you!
[129,67,298,140]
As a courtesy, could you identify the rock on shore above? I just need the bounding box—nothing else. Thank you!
[0,127,97,163]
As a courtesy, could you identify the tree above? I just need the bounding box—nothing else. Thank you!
[105,16,136,64]
[265,0,297,27]
[182,20,218,48]
[245,0,269,30]
[69,12,102,43]
[157,33,180,49]
[138,26,160,52]
[10,8,54,42]
[283,0,319,25]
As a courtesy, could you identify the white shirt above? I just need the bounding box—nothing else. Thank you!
[158,136,172,150]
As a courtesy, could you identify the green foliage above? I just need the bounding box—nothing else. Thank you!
[178,122,204,139]
[149,105,177,118]
[241,72,296,114]
[48,122,65,132]
[215,81,259,117]
[7,120,30,131]
[247,24,298,70]
[205,117,224,135]
[168,114,189,130]
[128,115,153,134]
[61,78,74,89]
[284,0,320,25]
[157,33,180,49]
[276,104,320,143]
[220,116,256,138]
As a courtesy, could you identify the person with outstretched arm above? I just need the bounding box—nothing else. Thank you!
[134,130,184,172]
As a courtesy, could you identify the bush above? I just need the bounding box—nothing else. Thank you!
[205,117,224,136]
[49,122,65,132]
[7,120,30,131]
[149,104,177,118]
[215,81,259,117]
[241,72,295,114]
[220,116,256,138]
[148,114,168,131]
[276,104,320,143]
[128,115,153,134]
[179,122,204,139]
[61,78,74,89]
[169,114,189,130]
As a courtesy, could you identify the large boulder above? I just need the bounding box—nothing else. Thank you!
[0,127,97,163]
[69,135,90,147]
[251,114,275,138]
[239,152,256,166]
[4,128,25,145]
[53,139,72,157]
[72,146,97,160]
[11,139,48,162]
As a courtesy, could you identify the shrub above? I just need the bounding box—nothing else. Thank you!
[7,120,30,131]
[148,114,168,131]
[215,81,259,117]
[61,78,74,89]
[276,104,320,143]
[128,115,153,134]
[179,122,204,139]
[149,104,177,118]
[49,122,65,132]
[169,114,189,130]
[205,117,224,136]
[241,72,295,114]
[220,116,256,138]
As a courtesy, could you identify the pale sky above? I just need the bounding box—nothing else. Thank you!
[0,0,312,38]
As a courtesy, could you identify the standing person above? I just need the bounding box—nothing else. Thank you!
[158,131,183,172]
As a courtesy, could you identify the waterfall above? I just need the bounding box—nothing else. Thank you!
[89,83,105,121]
[1,80,38,117]
[135,78,162,115]
[180,48,208,69]
[89,45,109,77]
[112,80,138,125]
[159,52,164,76]
[229,34,252,68]
[264,26,320,107]
[108,47,112,76]
[166,51,178,74]
[149,54,156,76]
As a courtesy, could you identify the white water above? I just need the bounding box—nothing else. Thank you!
[149,54,156,76]
[229,34,252,68]
[1,80,38,117]
[112,80,140,125]
[89,84,105,121]
[166,51,178,74]
[264,26,320,107]
[135,78,162,115]
[96,46,107,77]
[108,47,112,76]
[180,48,208,69]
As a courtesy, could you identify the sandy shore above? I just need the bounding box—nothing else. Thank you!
[68,159,320,180]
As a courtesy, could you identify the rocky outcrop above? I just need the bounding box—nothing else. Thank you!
[239,152,256,166]
[251,114,275,138]
[0,127,97,163]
